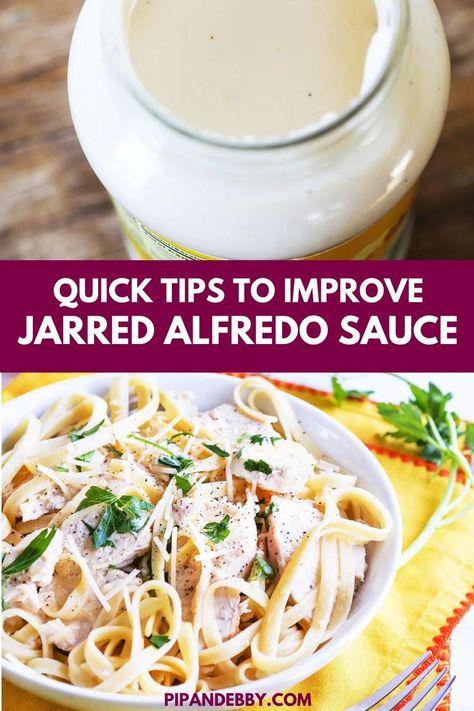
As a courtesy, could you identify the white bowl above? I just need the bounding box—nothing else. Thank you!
[2,373,402,710]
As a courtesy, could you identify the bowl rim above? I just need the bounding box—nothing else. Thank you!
[2,372,402,707]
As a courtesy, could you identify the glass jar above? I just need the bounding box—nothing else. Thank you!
[68,0,450,260]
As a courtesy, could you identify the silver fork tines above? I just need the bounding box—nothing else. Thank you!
[346,652,455,711]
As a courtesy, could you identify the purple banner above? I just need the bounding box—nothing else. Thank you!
[0,261,472,372]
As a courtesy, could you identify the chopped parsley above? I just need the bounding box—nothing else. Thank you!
[157,454,193,473]
[250,555,275,581]
[256,501,279,531]
[77,486,152,549]
[69,419,105,443]
[173,473,193,495]
[54,466,69,473]
[202,515,231,544]
[244,459,272,475]
[148,634,170,649]
[76,450,95,464]
[156,453,194,494]
[249,434,281,446]
[331,377,374,406]
[203,443,230,458]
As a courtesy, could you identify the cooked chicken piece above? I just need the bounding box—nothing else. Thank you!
[353,543,367,585]
[51,619,96,652]
[197,404,274,447]
[57,481,153,569]
[173,492,258,639]
[174,557,202,623]
[233,438,315,494]
[40,562,136,651]
[38,619,68,645]
[60,505,151,570]
[213,589,240,640]
[2,582,40,613]
[20,486,65,522]
[266,496,322,603]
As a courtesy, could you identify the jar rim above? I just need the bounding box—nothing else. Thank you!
[102,0,410,151]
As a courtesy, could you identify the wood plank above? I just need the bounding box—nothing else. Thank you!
[0,0,472,259]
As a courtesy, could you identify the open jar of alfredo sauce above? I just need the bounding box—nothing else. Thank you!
[68,0,450,260]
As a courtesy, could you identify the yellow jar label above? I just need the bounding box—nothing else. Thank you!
[114,187,416,261]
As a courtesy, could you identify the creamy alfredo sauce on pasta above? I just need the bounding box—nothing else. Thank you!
[2,376,392,693]
[128,0,379,139]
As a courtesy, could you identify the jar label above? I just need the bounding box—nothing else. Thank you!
[113,187,416,261]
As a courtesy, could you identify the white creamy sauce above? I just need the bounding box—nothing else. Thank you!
[127,0,394,140]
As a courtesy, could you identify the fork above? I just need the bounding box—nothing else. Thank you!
[346,651,456,711]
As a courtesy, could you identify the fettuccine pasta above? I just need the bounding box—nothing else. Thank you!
[2,375,391,694]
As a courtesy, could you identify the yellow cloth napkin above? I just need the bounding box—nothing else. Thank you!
[2,374,474,711]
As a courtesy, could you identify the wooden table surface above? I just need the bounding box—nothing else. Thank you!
[0,0,473,260]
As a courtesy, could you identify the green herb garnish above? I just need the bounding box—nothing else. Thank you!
[385,377,459,464]
[77,486,152,549]
[148,634,170,649]
[377,402,431,446]
[157,454,193,473]
[250,555,275,581]
[331,377,374,406]
[173,473,193,495]
[244,459,272,475]
[2,528,57,581]
[256,501,279,531]
[128,434,175,457]
[204,443,230,458]
[76,450,95,464]
[465,423,474,453]
[249,434,281,446]
[69,420,105,443]
[54,466,69,473]
[202,515,231,544]
[376,375,474,566]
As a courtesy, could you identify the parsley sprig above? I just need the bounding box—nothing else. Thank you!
[77,486,152,549]
[376,375,474,566]
[331,377,374,406]
[378,376,473,481]
[244,459,272,475]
